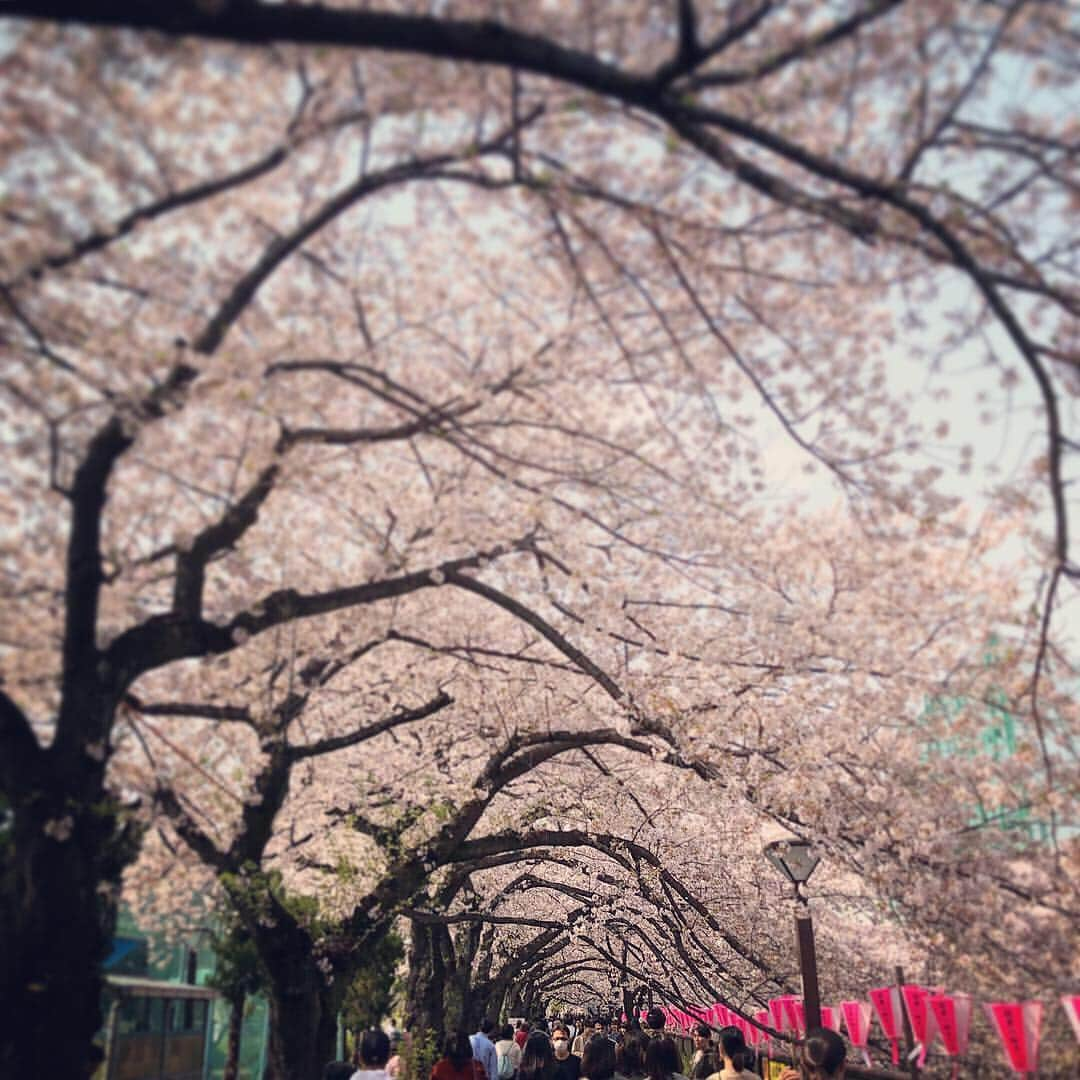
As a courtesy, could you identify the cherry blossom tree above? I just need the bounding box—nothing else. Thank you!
[1,5,1077,1078]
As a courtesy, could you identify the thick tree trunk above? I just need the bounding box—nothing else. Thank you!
[404,920,447,1041]
[223,994,245,1080]
[0,733,133,1078]
[260,946,337,1080]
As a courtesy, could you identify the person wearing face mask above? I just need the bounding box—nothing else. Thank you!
[551,1026,581,1080]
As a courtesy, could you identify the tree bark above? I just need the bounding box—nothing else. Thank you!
[404,920,447,1041]
[252,919,336,1080]
[0,698,135,1078]
[223,994,245,1080]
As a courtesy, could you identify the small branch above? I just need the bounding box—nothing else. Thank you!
[173,463,280,619]
[155,784,230,872]
[686,0,904,89]
[444,568,625,703]
[191,106,542,355]
[123,692,253,725]
[288,690,452,761]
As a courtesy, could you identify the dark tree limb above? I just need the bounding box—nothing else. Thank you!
[173,464,280,620]
[0,688,41,793]
[288,690,452,762]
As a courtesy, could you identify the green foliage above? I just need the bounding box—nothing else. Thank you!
[340,929,405,1034]
[206,915,267,1006]
[400,1026,439,1080]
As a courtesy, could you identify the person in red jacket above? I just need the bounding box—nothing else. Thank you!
[515,1023,530,1050]
[432,1031,488,1080]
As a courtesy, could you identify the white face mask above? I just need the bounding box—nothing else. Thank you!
[553,1040,569,1052]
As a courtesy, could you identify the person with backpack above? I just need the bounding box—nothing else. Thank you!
[496,1024,523,1080]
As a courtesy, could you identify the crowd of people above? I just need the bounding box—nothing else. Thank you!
[323,1008,848,1080]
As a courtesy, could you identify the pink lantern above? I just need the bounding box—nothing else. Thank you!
[770,995,800,1034]
[1063,996,1080,1044]
[986,1002,1043,1076]
[819,1006,842,1033]
[744,1016,761,1048]
[869,986,903,1065]
[929,993,973,1080]
[790,1000,806,1036]
[768,998,786,1033]
[840,1001,873,1068]
[901,985,938,1067]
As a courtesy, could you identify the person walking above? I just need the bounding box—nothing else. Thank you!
[687,1025,717,1080]
[642,1010,665,1042]
[778,1028,846,1080]
[614,1032,647,1080]
[644,1038,685,1080]
[433,1031,488,1080]
[704,1027,755,1080]
[551,1024,581,1080]
[570,1024,589,1058]
[519,1032,557,1080]
[471,1018,500,1080]
[351,1030,392,1080]
[496,1024,523,1080]
[580,1036,617,1080]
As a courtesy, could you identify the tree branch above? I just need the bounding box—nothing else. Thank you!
[288,690,452,761]
[0,688,41,794]
[191,106,542,355]
[104,537,525,684]
[173,464,280,620]
[123,692,253,725]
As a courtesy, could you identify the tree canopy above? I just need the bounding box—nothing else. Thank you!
[0,3,1077,1078]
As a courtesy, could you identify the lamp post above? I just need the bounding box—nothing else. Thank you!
[763,839,822,1032]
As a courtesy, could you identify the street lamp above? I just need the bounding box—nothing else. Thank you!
[763,839,822,1032]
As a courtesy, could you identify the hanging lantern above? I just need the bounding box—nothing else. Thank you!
[819,1006,842,1033]
[1062,995,1080,1045]
[901,985,938,1067]
[869,986,903,1066]
[840,1001,873,1068]
[985,1001,1043,1076]
[929,993,973,1080]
